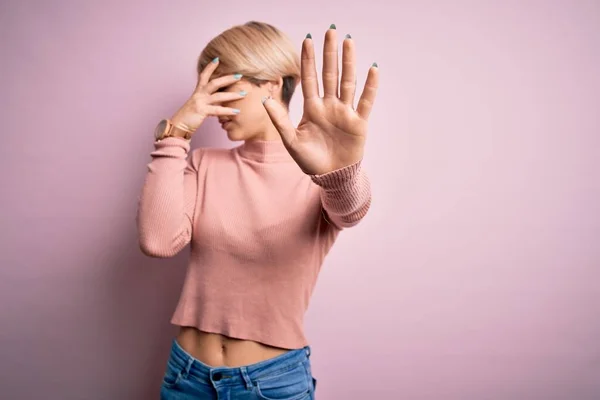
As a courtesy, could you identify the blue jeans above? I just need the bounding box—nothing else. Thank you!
[161,339,317,399]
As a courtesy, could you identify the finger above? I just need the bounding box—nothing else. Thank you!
[301,34,319,99]
[197,57,220,90]
[205,105,241,117]
[262,97,297,146]
[357,63,379,120]
[203,73,243,94]
[340,34,356,106]
[208,91,247,104]
[322,26,339,98]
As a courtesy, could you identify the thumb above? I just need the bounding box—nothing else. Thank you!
[262,96,297,145]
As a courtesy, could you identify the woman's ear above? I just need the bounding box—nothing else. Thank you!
[265,77,284,101]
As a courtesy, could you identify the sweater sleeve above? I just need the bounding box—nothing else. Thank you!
[136,137,202,258]
[310,160,372,229]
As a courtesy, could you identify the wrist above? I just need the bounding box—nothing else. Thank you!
[170,115,195,132]
[154,118,194,141]
[170,125,193,138]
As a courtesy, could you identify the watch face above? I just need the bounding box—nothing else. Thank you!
[154,119,168,140]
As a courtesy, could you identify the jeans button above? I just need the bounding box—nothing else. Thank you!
[213,372,223,381]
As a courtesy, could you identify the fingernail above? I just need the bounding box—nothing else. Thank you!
[239,90,247,96]
[345,34,352,39]
[212,57,219,63]
[330,24,336,29]
[372,62,378,68]
[306,33,312,39]
[234,73,242,79]
[261,96,267,104]
[233,109,240,114]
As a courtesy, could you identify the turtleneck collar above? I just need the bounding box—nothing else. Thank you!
[236,139,294,163]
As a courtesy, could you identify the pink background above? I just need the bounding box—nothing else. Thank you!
[2,0,599,399]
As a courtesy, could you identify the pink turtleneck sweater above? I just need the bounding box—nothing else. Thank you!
[136,136,371,349]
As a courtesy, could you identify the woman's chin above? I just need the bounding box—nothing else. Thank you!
[226,131,238,141]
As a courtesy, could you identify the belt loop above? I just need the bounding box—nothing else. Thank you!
[305,346,311,358]
[240,366,253,390]
[182,357,194,378]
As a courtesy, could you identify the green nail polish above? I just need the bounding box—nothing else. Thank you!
[306,33,312,39]
[233,109,240,114]
[234,73,242,79]
[372,62,378,68]
[212,57,219,63]
[239,90,247,96]
[330,24,336,29]
[345,34,352,39]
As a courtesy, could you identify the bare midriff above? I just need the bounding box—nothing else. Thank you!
[176,326,290,368]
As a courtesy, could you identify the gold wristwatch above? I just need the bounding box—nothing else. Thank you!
[154,119,194,141]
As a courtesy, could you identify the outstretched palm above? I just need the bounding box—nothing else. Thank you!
[264,27,379,175]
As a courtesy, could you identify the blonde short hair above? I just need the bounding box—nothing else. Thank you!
[197,21,301,108]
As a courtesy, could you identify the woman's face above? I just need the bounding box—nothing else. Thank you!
[214,78,279,142]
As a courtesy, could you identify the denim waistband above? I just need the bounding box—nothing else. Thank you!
[168,339,311,388]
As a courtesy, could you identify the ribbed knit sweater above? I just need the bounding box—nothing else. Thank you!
[136,136,371,349]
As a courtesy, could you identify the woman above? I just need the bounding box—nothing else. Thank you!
[137,21,378,400]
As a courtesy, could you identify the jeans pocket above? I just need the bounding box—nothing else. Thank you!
[254,362,311,400]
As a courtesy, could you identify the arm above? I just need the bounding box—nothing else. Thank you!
[136,137,202,258]
[310,160,372,229]
[135,56,245,258]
